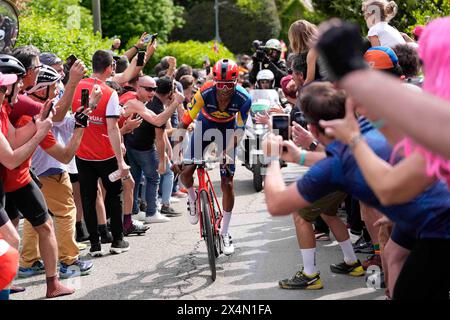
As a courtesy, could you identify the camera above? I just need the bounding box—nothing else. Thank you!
[252,40,267,62]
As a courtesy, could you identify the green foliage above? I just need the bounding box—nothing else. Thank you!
[279,0,324,42]
[24,0,94,30]
[16,11,111,71]
[145,40,235,73]
[171,0,281,54]
[312,0,450,35]
[80,0,185,47]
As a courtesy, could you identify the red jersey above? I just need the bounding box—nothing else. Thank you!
[3,116,56,193]
[72,78,117,161]
[118,91,137,128]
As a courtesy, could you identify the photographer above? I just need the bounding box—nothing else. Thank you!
[249,39,288,88]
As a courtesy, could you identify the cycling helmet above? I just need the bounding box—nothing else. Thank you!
[212,59,239,82]
[264,39,282,52]
[0,54,26,77]
[26,65,61,94]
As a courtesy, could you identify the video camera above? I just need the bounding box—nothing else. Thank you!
[252,40,268,62]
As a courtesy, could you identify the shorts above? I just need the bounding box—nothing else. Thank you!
[69,173,79,184]
[5,180,49,227]
[390,225,416,250]
[297,191,347,222]
[0,183,9,228]
[187,119,238,177]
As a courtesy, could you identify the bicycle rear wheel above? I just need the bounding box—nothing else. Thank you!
[201,190,216,281]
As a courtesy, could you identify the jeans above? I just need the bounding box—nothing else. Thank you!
[159,160,174,206]
[126,146,159,217]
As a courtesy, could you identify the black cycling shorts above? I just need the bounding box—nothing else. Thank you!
[69,173,79,184]
[5,180,49,227]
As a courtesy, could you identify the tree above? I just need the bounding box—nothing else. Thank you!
[170,0,281,54]
[80,0,185,45]
[312,0,450,34]
[279,0,323,42]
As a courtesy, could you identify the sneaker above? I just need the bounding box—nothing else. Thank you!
[170,196,180,203]
[110,239,130,254]
[314,231,330,241]
[172,191,188,198]
[77,242,88,251]
[89,243,104,257]
[124,220,150,236]
[279,267,324,290]
[59,259,93,279]
[349,230,363,244]
[160,205,182,217]
[18,260,45,278]
[187,195,198,225]
[179,188,188,194]
[353,236,374,254]
[136,211,147,221]
[362,254,382,270]
[330,260,365,277]
[144,212,171,224]
[221,233,235,255]
[100,231,113,244]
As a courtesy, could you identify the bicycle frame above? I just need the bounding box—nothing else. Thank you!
[196,167,223,240]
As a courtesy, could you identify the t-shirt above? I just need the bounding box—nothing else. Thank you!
[32,115,75,176]
[368,22,406,48]
[125,96,165,151]
[8,94,43,125]
[4,116,56,193]
[72,78,118,161]
[296,117,450,240]
[0,102,10,181]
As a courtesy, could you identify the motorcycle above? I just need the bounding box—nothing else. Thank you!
[238,89,286,192]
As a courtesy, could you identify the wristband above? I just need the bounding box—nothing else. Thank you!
[133,45,139,51]
[299,149,307,166]
[349,133,364,150]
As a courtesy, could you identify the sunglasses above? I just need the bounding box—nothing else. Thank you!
[259,80,271,84]
[29,64,44,71]
[141,86,157,92]
[216,81,236,90]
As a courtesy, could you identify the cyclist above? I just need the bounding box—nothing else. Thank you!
[173,59,251,255]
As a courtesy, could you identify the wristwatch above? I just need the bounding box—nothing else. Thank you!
[309,140,319,151]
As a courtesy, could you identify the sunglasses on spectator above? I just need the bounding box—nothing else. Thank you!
[259,80,271,84]
[29,64,44,70]
[141,86,157,92]
[216,81,236,90]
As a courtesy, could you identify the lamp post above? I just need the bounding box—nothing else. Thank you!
[92,0,102,35]
[215,0,221,43]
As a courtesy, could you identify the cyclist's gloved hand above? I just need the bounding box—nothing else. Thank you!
[316,19,368,82]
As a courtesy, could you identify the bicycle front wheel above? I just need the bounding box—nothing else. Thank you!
[200,190,216,281]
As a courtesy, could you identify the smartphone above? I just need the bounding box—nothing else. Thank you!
[66,54,78,70]
[81,88,89,110]
[150,33,158,45]
[43,100,56,119]
[271,114,291,152]
[137,51,145,67]
[294,112,308,129]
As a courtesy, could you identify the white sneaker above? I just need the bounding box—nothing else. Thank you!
[221,233,235,255]
[187,196,198,225]
[144,212,171,224]
[136,211,147,221]
[349,229,362,244]
[170,196,180,203]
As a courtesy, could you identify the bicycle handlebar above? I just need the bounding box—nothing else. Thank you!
[182,158,224,166]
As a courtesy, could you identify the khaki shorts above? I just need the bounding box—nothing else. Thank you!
[298,191,347,222]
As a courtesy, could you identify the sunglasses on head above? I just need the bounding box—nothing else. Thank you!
[141,86,157,92]
[216,81,236,90]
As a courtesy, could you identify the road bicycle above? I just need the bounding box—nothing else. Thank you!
[182,158,225,281]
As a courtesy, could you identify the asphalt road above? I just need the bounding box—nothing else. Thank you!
[12,162,384,300]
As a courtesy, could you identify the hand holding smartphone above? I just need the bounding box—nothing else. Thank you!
[137,51,145,67]
[81,88,89,111]
[66,54,78,70]
[271,114,291,152]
